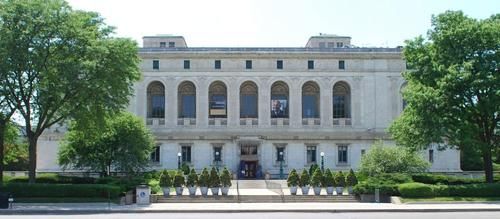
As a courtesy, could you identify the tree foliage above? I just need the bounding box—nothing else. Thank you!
[58,112,155,176]
[389,11,499,182]
[0,0,140,182]
[359,141,430,176]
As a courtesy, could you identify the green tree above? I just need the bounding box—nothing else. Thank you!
[58,112,155,176]
[2,122,29,172]
[390,11,500,182]
[0,0,140,183]
[359,141,430,176]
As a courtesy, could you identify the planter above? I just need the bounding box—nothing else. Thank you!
[301,186,310,195]
[335,187,344,195]
[175,187,183,196]
[221,187,230,196]
[161,187,170,197]
[211,187,220,196]
[347,186,353,195]
[188,186,197,196]
[326,186,334,195]
[289,186,298,195]
[200,187,208,196]
[313,187,321,195]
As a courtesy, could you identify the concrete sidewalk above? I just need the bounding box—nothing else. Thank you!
[1,202,500,214]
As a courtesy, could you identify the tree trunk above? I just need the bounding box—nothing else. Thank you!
[482,148,494,183]
[0,120,6,183]
[28,133,39,184]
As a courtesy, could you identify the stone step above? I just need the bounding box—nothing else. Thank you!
[153,195,359,203]
[236,180,268,189]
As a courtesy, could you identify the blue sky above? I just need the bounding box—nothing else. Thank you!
[66,0,499,47]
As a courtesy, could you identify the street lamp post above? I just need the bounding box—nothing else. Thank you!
[279,151,284,179]
[215,151,220,172]
[177,152,182,170]
[320,152,325,172]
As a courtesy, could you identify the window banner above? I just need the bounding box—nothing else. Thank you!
[271,99,288,118]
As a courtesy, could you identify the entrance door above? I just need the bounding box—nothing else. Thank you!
[243,161,257,178]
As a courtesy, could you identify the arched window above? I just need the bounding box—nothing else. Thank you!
[302,81,320,118]
[208,81,227,118]
[332,82,351,118]
[240,81,258,118]
[147,81,165,118]
[270,81,289,118]
[178,81,196,118]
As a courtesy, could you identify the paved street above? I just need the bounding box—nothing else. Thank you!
[2,212,500,219]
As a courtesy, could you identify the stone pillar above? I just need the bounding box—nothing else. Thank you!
[388,76,399,120]
[228,77,239,127]
[321,77,333,127]
[165,76,177,128]
[290,79,301,127]
[259,78,271,127]
[353,76,363,127]
[197,77,208,128]
[136,82,146,119]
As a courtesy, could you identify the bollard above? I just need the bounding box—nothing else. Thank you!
[374,188,380,203]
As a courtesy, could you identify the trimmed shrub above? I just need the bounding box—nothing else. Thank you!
[309,164,319,176]
[209,167,220,187]
[173,171,185,187]
[323,169,335,187]
[159,169,172,187]
[411,173,483,185]
[353,182,400,196]
[310,169,323,187]
[346,169,358,187]
[287,169,299,187]
[334,171,345,187]
[220,168,232,187]
[198,168,210,187]
[0,183,121,198]
[186,169,198,187]
[181,163,191,175]
[299,169,310,187]
[398,183,434,198]
[8,173,96,184]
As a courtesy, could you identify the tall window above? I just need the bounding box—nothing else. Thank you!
[184,60,190,69]
[168,42,175,48]
[153,60,159,70]
[150,146,160,163]
[276,147,285,162]
[215,60,221,69]
[209,81,227,118]
[307,145,317,163]
[276,60,283,69]
[308,60,314,69]
[302,81,320,118]
[214,146,222,162]
[178,81,196,118]
[339,60,345,70]
[333,82,351,118]
[271,81,289,118]
[338,145,348,163]
[429,149,434,163]
[147,81,165,118]
[181,145,191,163]
[240,81,258,118]
[246,60,252,69]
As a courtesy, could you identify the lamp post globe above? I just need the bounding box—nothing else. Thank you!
[320,152,325,172]
[177,152,182,170]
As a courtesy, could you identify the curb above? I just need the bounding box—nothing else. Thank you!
[2,208,500,214]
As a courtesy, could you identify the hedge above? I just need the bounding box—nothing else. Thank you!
[411,174,483,185]
[0,183,121,198]
[8,173,96,184]
[353,173,413,196]
[398,182,500,198]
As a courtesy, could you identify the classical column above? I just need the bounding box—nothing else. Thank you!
[289,78,301,127]
[228,77,239,127]
[165,76,177,128]
[259,77,270,127]
[197,76,208,128]
[353,76,363,127]
[321,77,333,127]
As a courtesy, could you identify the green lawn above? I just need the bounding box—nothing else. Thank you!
[402,197,500,203]
[13,197,121,203]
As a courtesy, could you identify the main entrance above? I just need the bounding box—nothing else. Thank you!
[239,144,259,179]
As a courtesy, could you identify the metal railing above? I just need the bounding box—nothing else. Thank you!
[265,179,285,202]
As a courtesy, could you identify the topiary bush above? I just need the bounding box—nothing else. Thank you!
[173,170,185,187]
[310,169,323,187]
[209,167,220,188]
[346,169,358,187]
[334,171,345,187]
[323,169,335,187]
[287,169,299,187]
[299,169,310,187]
[159,169,172,188]
[309,164,319,176]
[198,168,210,187]
[181,163,191,175]
[186,169,198,187]
[220,168,232,187]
